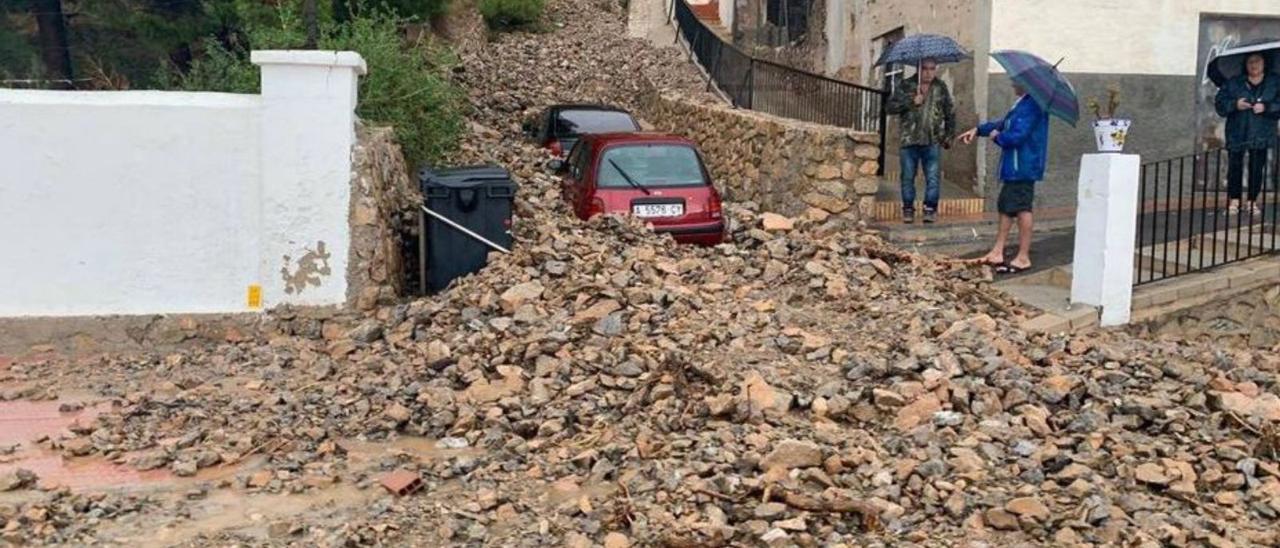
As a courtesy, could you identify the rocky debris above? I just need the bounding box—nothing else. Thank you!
[0,469,37,491]
[3,0,1280,546]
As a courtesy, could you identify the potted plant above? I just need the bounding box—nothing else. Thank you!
[1088,86,1130,153]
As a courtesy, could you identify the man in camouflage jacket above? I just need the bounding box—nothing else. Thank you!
[886,59,957,223]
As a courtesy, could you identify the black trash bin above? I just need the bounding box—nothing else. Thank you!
[418,165,517,294]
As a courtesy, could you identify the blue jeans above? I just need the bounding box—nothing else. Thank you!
[900,144,941,212]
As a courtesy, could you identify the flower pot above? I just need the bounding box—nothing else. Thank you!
[1093,119,1131,153]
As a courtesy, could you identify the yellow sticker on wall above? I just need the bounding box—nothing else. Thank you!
[247,284,262,309]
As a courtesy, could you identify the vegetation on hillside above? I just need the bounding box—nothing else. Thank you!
[1,0,463,165]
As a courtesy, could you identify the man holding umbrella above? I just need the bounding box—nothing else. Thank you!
[879,35,969,224]
[960,51,1078,274]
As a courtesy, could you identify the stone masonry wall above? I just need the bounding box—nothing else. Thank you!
[347,125,418,311]
[1147,284,1280,349]
[641,90,880,219]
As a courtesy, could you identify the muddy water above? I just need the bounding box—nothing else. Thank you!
[1,389,487,542]
[102,483,376,546]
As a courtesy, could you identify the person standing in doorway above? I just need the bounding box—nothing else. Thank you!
[959,82,1050,274]
[1215,52,1280,217]
[887,58,956,224]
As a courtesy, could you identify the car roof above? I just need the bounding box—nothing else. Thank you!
[582,132,697,150]
[549,104,633,114]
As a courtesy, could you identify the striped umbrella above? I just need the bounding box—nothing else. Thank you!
[990,50,1080,126]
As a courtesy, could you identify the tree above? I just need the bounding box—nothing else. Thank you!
[304,0,318,48]
[30,0,74,88]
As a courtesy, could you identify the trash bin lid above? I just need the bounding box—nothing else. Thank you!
[418,164,513,189]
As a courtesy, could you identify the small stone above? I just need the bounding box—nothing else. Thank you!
[774,516,806,531]
[754,502,788,519]
[574,299,621,323]
[384,403,412,423]
[603,532,631,548]
[1135,463,1169,486]
[593,313,625,336]
[500,281,545,312]
[0,469,36,491]
[760,439,823,471]
[172,460,198,477]
[1005,497,1050,521]
[347,320,383,343]
[933,411,964,427]
[61,437,94,457]
[743,371,793,417]
[1214,491,1242,505]
[984,508,1019,530]
[760,527,790,544]
[895,394,942,431]
[873,389,906,407]
[249,470,273,488]
[761,213,795,232]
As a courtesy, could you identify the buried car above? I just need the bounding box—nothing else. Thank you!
[523,104,641,157]
[550,133,726,245]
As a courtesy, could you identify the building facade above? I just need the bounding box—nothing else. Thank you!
[723,0,1280,207]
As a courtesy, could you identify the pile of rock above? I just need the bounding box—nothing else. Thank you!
[2,0,1278,546]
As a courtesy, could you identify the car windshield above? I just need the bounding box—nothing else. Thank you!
[552,109,637,137]
[597,144,707,188]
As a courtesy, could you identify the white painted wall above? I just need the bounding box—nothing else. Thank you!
[0,51,366,318]
[990,0,1280,75]
[719,0,734,31]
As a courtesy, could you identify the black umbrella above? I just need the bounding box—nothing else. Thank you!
[1207,40,1280,87]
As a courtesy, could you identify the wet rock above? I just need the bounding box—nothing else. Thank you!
[0,469,36,492]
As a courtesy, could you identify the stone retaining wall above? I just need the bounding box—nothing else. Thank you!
[640,90,881,219]
[1149,284,1280,349]
[347,125,418,311]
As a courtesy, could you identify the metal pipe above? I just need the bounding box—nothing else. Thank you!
[421,205,511,255]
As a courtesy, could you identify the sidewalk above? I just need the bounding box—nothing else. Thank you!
[871,205,1078,279]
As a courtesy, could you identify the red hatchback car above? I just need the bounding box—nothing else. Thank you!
[551,133,726,246]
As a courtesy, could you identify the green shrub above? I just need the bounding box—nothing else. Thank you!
[158,41,260,93]
[479,0,545,30]
[328,12,465,165]
[163,6,463,167]
[378,0,454,20]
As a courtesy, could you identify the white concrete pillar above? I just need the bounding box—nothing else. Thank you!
[251,50,366,308]
[1071,153,1141,326]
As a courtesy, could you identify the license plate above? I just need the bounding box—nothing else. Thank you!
[632,203,684,218]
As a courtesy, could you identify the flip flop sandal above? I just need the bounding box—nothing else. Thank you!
[994,263,1031,275]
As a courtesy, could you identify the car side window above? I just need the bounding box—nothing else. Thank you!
[566,142,584,179]
[571,143,590,179]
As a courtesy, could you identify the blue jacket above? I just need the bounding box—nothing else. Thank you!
[978,95,1050,183]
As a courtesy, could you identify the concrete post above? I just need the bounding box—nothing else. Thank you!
[251,50,367,308]
[1071,153,1141,327]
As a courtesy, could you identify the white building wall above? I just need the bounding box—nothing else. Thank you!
[989,0,1280,75]
[0,50,366,318]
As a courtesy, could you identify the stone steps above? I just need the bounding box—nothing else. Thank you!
[689,0,721,26]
